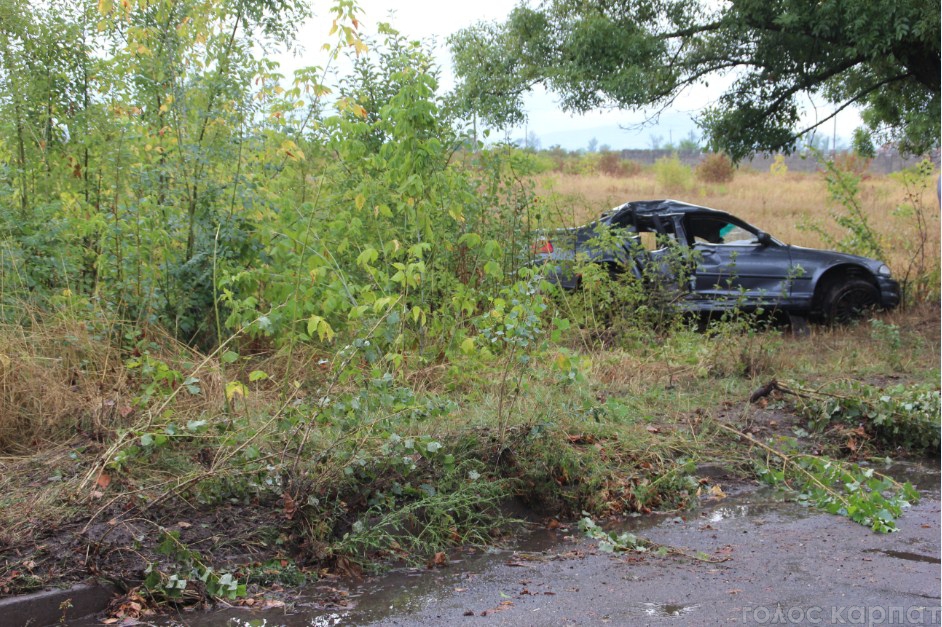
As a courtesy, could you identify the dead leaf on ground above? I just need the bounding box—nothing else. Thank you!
[482,600,514,614]
[282,492,297,519]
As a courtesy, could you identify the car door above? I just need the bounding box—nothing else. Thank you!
[681,213,795,308]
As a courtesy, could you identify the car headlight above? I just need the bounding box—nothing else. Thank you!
[877,264,892,277]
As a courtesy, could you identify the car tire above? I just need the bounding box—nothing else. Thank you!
[822,278,880,324]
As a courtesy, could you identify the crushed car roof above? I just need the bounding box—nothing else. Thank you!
[605,199,728,217]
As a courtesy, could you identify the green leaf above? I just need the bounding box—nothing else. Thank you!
[249,370,269,382]
[307,315,335,342]
[460,337,476,354]
[457,232,481,248]
[186,419,208,432]
[483,260,502,278]
[356,247,379,268]
[184,376,201,395]
[226,381,248,401]
[221,351,239,364]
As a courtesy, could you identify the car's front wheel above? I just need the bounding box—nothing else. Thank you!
[822,278,880,324]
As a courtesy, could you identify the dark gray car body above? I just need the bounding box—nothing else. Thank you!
[534,199,900,321]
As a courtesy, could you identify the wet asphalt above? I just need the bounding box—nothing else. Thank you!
[155,463,940,627]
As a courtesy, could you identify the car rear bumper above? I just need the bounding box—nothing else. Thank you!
[541,265,581,290]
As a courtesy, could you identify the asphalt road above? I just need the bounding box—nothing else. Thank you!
[162,464,940,627]
[350,480,941,626]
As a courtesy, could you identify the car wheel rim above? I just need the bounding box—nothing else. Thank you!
[833,287,878,321]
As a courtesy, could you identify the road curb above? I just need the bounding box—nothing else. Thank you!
[0,583,115,626]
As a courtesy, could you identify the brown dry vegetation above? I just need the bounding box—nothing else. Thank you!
[0,320,233,454]
[0,320,129,453]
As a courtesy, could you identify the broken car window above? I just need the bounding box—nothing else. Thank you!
[687,216,757,246]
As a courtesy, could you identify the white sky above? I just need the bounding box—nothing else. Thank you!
[281,0,862,150]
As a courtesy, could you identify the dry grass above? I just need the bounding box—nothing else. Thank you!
[533,168,941,276]
[0,320,130,453]
[0,319,236,454]
[775,301,941,378]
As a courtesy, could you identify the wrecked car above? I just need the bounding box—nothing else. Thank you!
[531,199,900,324]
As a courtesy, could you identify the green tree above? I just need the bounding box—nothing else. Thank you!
[449,0,940,161]
[677,131,701,153]
[0,0,316,341]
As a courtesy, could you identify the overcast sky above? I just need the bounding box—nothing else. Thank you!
[280,0,862,151]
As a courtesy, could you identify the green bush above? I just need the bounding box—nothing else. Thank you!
[561,152,601,175]
[652,155,693,191]
[516,149,556,174]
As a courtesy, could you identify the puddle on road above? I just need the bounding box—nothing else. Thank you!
[864,549,942,564]
[73,462,939,627]
[638,602,699,617]
[881,462,941,494]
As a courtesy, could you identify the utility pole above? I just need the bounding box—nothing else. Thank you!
[832,114,837,158]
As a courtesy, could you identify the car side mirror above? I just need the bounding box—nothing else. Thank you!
[756,231,772,246]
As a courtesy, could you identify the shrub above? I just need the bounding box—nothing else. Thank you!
[832,151,871,177]
[598,151,641,177]
[652,154,693,191]
[517,150,557,174]
[561,152,602,175]
[695,153,735,183]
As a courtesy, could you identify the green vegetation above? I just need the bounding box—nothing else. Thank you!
[652,154,694,192]
[0,0,938,614]
[449,0,940,160]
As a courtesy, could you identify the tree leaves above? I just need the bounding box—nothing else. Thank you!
[307,315,336,342]
[450,0,940,160]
